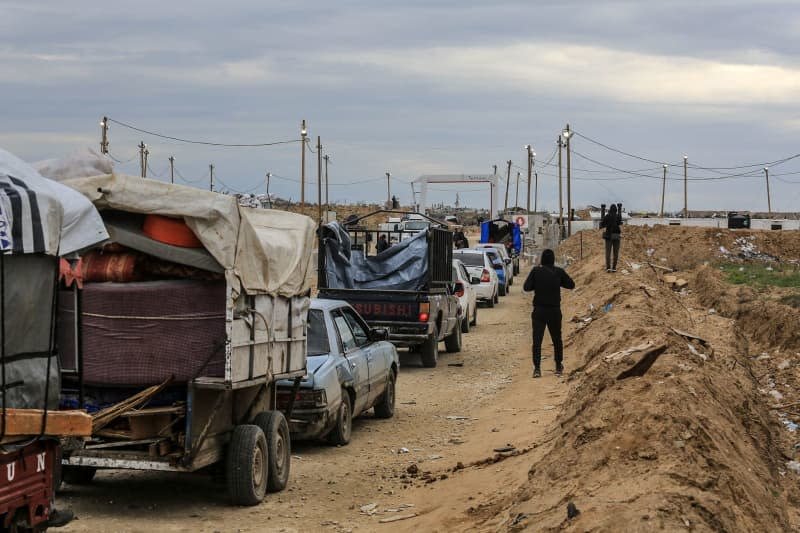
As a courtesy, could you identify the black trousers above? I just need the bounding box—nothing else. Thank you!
[531,306,563,369]
[605,238,620,270]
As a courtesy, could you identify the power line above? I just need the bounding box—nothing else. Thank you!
[107,118,302,148]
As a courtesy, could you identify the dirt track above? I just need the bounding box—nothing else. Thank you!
[59,275,564,532]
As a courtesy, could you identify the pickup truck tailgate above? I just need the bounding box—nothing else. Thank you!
[318,289,419,322]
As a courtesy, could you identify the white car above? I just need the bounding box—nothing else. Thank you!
[452,249,500,308]
[452,259,478,333]
[474,243,514,286]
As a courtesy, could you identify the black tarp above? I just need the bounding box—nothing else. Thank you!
[322,222,430,291]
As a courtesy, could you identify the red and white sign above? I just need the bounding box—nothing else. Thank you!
[514,215,528,229]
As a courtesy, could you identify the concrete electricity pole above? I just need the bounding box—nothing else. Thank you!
[323,155,330,209]
[317,136,323,225]
[764,167,772,216]
[683,155,688,217]
[138,141,146,178]
[386,172,391,207]
[564,124,572,236]
[557,135,564,229]
[534,172,539,212]
[100,117,109,155]
[525,145,534,216]
[300,120,307,207]
[504,160,512,214]
[493,164,497,176]
[209,164,214,192]
[169,156,175,184]
[660,164,667,217]
[515,171,520,209]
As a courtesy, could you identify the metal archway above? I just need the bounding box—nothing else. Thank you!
[413,174,500,218]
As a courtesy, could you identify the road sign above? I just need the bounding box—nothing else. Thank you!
[515,215,528,229]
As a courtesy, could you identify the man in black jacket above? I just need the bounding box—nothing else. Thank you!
[599,204,623,272]
[523,249,575,378]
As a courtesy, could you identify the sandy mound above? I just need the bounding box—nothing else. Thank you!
[472,226,800,531]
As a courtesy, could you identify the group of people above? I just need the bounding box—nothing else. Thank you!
[523,204,623,378]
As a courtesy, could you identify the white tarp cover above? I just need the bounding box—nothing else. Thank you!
[0,148,108,255]
[63,173,316,297]
[33,148,114,183]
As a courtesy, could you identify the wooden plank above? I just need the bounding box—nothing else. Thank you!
[122,405,185,417]
[86,438,163,450]
[0,409,91,437]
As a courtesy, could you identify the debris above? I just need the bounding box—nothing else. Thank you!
[617,345,668,380]
[602,303,613,313]
[567,502,581,519]
[360,503,378,515]
[428,454,443,460]
[778,360,792,370]
[787,461,800,474]
[670,328,709,346]
[769,390,784,402]
[445,416,470,420]
[406,464,419,475]
[378,513,417,523]
[401,400,417,405]
[637,450,658,460]
[447,362,464,367]
[398,447,410,454]
[603,341,656,363]
[649,263,674,273]
[449,437,465,445]
[674,278,688,289]
[686,343,708,362]
[782,420,799,432]
[708,308,717,315]
[493,445,516,453]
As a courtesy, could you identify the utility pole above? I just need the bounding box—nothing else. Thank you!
[143,147,149,178]
[138,141,146,178]
[557,136,563,229]
[386,172,391,207]
[660,164,667,217]
[323,155,330,209]
[525,145,533,217]
[169,156,175,184]
[300,119,307,207]
[317,136,323,226]
[534,172,539,212]
[266,172,271,196]
[493,164,497,176]
[764,167,772,216]
[564,124,572,236]
[504,160,512,213]
[515,171,520,209]
[683,155,688,218]
[100,117,109,154]
[209,164,214,192]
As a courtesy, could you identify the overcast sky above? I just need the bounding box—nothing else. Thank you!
[3,0,800,212]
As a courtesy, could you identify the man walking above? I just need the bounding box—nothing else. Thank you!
[523,249,575,378]
[600,204,623,272]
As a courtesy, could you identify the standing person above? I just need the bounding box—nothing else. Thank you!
[600,204,622,272]
[376,234,390,253]
[523,249,575,378]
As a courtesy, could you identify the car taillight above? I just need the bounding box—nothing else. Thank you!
[419,302,430,322]
[454,282,465,298]
[277,389,327,409]
[480,269,490,282]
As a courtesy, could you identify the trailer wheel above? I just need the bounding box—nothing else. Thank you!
[420,329,439,368]
[487,294,495,308]
[374,370,396,419]
[226,425,268,506]
[61,465,96,486]
[253,411,291,492]
[460,309,470,333]
[498,283,506,297]
[444,321,462,353]
[328,389,352,446]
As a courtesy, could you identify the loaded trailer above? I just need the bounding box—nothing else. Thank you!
[56,174,316,505]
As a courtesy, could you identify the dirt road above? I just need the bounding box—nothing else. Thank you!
[60,275,568,532]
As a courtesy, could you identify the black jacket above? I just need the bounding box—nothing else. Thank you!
[600,213,622,240]
[523,265,575,308]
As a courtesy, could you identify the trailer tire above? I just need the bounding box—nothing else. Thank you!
[420,329,439,368]
[460,309,470,333]
[253,411,291,493]
[226,425,268,506]
[444,321,462,353]
[328,389,353,446]
[374,370,396,419]
[487,293,495,308]
[61,465,96,486]
[498,283,506,297]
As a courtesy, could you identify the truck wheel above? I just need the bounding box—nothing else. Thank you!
[420,330,439,368]
[498,283,506,297]
[61,465,96,485]
[471,306,478,326]
[487,294,495,308]
[444,321,462,353]
[253,411,291,492]
[494,291,500,304]
[374,371,396,419]
[460,309,470,333]
[328,389,353,446]
[226,425,268,506]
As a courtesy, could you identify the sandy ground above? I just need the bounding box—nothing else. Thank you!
[58,268,566,532]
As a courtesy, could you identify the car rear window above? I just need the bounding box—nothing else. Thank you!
[454,252,485,266]
[307,309,330,356]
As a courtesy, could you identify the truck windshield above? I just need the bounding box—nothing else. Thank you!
[404,221,428,231]
[307,309,330,356]
[454,253,485,267]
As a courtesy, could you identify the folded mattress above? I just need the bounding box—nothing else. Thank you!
[58,280,226,386]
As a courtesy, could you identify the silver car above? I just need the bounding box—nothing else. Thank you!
[277,299,399,445]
